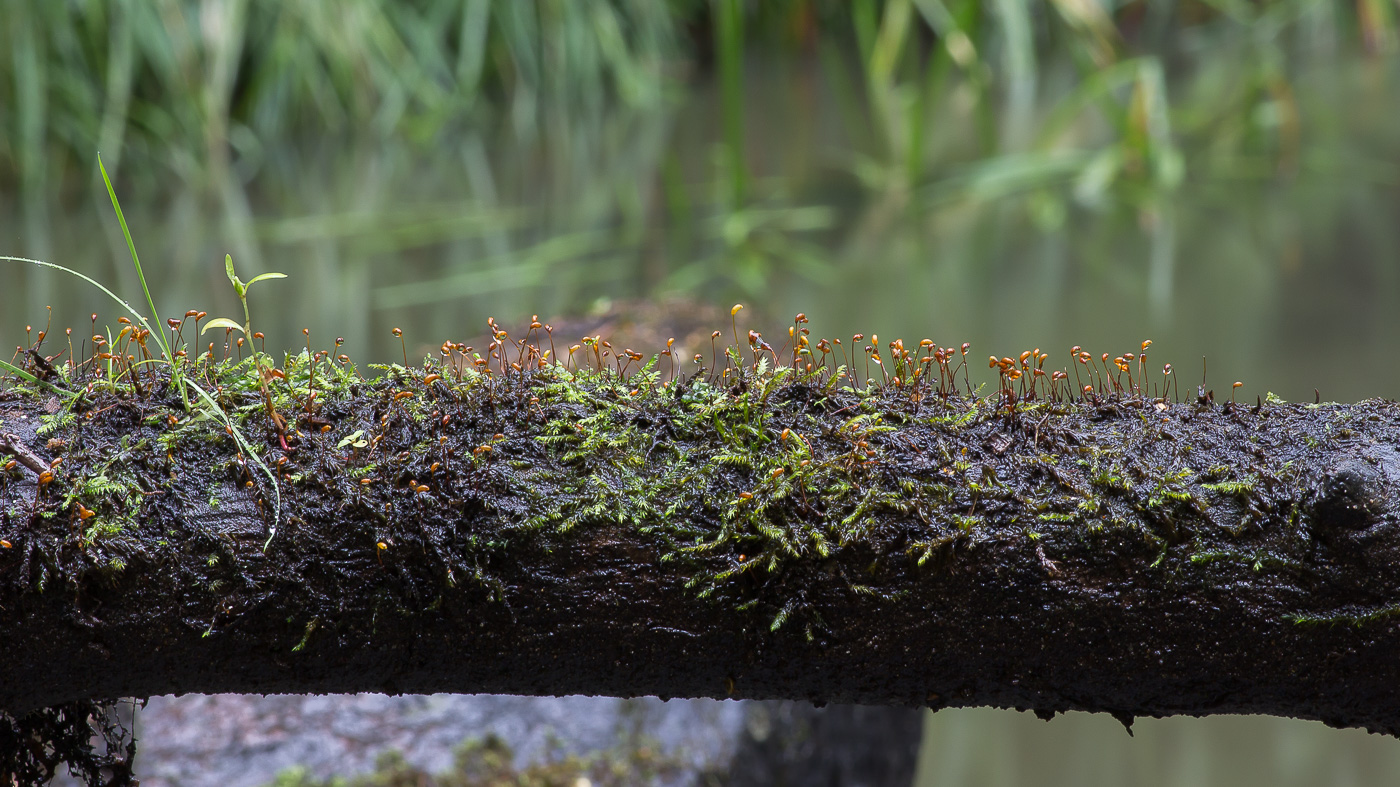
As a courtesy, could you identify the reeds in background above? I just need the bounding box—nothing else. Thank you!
[0,1,1397,395]
[1,1,1390,195]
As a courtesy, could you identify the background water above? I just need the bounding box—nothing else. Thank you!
[4,2,1400,784]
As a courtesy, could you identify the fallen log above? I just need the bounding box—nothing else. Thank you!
[4,356,1400,741]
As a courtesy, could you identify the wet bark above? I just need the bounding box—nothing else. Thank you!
[4,382,1400,737]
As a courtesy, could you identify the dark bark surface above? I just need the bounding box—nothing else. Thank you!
[5,374,1400,736]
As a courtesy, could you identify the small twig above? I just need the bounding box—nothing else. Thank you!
[0,431,51,476]
[26,349,55,379]
[1036,544,1063,577]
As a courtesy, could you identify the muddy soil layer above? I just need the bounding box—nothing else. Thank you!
[3,372,1400,733]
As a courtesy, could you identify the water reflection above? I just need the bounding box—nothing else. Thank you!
[3,59,1397,401]
[916,709,1400,787]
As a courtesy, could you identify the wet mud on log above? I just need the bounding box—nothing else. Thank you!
[4,374,1400,735]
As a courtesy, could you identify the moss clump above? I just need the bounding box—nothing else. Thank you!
[1,312,1391,647]
[13,309,1400,752]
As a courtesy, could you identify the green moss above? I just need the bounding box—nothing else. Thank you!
[58,439,148,548]
[1147,468,1200,509]
[1287,606,1400,628]
[1189,549,1297,573]
[0,306,1359,641]
[291,619,319,652]
[1083,456,1131,492]
[1201,479,1256,496]
[36,411,74,437]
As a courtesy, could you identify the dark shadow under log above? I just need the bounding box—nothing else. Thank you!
[4,371,1400,738]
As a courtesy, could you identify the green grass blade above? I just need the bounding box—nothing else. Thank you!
[0,357,77,398]
[98,153,168,358]
[184,378,281,550]
[0,255,149,326]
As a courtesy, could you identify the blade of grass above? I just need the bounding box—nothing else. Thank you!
[98,153,168,359]
[96,152,194,410]
[185,377,281,550]
[0,357,77,398]
[0,255,149,327]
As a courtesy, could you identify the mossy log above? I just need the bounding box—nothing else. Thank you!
[4,369,1400,735]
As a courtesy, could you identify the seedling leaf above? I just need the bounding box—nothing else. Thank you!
[245,273,288,289]
[337,429,368,449]
[225,254,244,297]
[201,318,246,336]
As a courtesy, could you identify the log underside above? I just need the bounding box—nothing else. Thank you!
[4,373,1400,736]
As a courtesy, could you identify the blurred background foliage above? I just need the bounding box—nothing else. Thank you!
[2,0,1387,195]
[2,1,1398,403]
[5,2,1400,785]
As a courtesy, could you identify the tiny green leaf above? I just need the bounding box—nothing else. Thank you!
[201,317,246,335]
[225,254,245,297]
[244,272,288,290]
[336,429,367,449]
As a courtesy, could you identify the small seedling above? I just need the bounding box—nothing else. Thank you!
[201,255,286,344]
